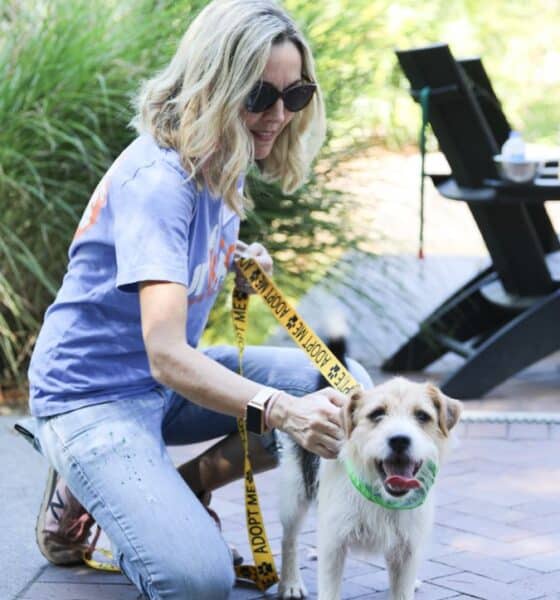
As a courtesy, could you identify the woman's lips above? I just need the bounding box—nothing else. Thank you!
[252,130,277,142]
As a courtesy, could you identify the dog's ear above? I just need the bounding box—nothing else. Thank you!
[427,383,462,436]
[343,389,364,438]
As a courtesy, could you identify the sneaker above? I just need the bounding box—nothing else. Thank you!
[36,467,95,565]
[198,490,243,567]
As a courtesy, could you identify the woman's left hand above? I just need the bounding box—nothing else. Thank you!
[234,240,273,293]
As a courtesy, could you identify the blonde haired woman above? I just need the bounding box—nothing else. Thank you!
[26,1,371,597]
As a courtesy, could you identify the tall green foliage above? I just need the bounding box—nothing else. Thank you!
[0,0,204,382]
[2,0,560,384]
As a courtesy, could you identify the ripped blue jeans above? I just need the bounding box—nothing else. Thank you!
[35,345,372,600]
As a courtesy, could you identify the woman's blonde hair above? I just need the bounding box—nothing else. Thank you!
[133,0,326,215]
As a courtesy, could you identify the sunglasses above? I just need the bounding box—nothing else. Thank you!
[245,80,317,113]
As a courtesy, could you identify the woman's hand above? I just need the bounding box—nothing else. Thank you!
[234,240,273,293]
[268,389,347,459]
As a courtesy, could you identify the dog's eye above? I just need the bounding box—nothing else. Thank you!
[368,408,386,422]
[415,410,432,424]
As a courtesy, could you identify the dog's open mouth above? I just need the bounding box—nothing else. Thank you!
[376,459,422,497]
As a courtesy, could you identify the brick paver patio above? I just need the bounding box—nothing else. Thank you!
[10,415,560,600]
[4,242,560,600]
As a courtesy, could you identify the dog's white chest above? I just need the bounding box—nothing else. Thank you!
[318,462,433,555]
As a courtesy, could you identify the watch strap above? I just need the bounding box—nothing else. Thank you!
[246,387,276,435]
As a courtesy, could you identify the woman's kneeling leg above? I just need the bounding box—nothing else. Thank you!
[37,395,235,600]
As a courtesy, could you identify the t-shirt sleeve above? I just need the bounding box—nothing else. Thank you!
[111,160,196,292]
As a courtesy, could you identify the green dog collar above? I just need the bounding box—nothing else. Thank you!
[344,459,438,510]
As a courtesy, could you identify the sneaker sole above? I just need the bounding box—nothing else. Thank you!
[35,467,85,566]
[36,467,58,561]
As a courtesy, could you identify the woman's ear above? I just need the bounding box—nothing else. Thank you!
[427,383,462,436]
[343,389,364,438]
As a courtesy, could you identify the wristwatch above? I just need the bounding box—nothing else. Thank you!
[246,387,276,435]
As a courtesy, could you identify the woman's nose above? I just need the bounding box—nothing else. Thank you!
[266,98,286,122]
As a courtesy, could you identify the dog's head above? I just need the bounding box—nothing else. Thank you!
[341,377,462,500]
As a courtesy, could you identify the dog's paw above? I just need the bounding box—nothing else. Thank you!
[278,577,308,599]
[414,578,422,590]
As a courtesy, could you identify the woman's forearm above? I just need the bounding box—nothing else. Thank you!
[150,341,345,458]
[149,340,266,418]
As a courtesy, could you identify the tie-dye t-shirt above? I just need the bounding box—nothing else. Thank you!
[29,135,240,417]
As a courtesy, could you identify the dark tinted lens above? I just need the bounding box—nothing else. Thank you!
[245,81,279,113]
[283,83,316,112]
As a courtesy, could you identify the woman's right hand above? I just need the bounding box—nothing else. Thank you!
[267,389,347,459]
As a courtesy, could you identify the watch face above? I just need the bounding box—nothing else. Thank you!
[246,404,264,435]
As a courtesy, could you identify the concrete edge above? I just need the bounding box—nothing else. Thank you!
[462,410,560,424]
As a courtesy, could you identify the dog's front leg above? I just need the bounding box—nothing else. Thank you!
[317,526,347,600]
[385,543,421,600]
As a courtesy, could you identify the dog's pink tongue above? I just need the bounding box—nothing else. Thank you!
[385,475,421,490]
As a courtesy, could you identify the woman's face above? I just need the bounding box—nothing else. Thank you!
[243,40,302,160]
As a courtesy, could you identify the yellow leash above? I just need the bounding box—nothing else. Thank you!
[83,547,120,572]
[233,256,359,393]
[84,256,360,589]
[230,256,360,591]
[231,286,279,590]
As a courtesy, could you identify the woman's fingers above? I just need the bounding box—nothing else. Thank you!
[243,242,273,275]
[250,249,273,277]
[234,271,254,294]
[315,442,339,460]
[233,240,274,291]
[272,390,347,458]
[313,418,344,440]
[316,387,347,408]
[235,240,249,252]
[306,429,342,458]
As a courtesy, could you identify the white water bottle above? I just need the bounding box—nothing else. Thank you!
[501,130,526,161]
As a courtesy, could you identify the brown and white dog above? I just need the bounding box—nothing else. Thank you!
[277,377,462,600]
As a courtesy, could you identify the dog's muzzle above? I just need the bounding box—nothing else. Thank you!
[345,459,438,511]
[376,458,422,497]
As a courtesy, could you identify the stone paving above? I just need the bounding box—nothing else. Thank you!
[4,252,560,600]
[9,413,560,600]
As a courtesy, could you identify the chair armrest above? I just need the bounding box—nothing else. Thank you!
[483,178,560,202]
[435,178,496,202]
[428,173,452,187]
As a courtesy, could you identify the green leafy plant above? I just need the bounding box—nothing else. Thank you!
[0,0,198,384]
[3,0,560,389]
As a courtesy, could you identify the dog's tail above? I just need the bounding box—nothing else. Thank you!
[317,309,349,389]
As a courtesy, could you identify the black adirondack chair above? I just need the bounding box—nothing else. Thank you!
[382,43,560,399]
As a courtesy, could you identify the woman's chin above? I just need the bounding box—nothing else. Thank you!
[252,138,275,160]
[254,147,272,160]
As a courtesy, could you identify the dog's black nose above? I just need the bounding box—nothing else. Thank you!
[388,435,411,453]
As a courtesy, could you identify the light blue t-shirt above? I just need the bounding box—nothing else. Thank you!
[29,135,240,417]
